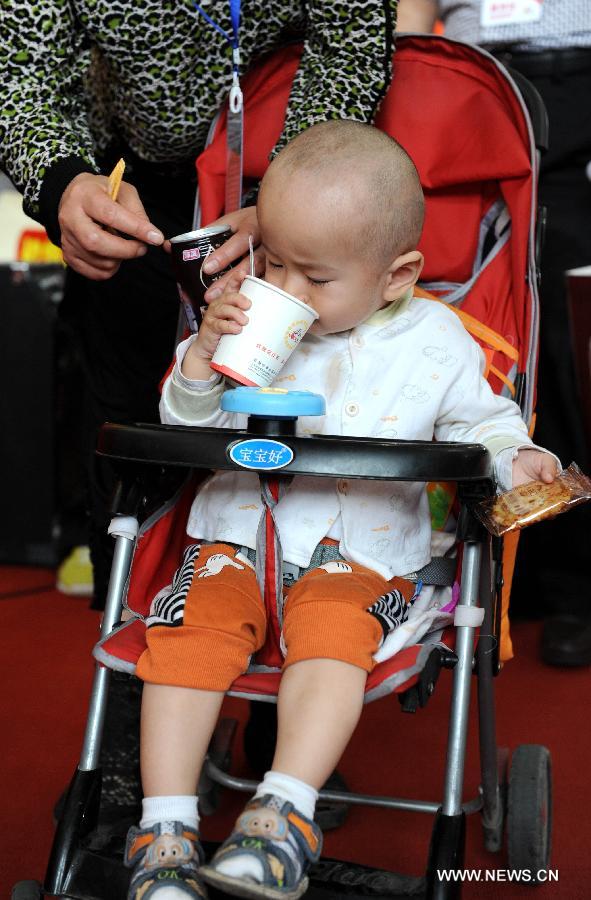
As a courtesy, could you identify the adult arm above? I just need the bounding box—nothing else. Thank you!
[395,0,438,32]
[0,0,95,226]
[277,0,397,152]
[202,0,398,296]
[0,0,163,277]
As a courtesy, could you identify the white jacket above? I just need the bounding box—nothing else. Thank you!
[160,294,539,581]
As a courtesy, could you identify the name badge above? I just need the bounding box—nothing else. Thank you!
[481,0,543,27]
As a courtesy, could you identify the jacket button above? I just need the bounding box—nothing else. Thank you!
[345,402,359,417]
[338,479,349,494]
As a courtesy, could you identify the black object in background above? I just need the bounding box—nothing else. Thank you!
[0,262,87,567]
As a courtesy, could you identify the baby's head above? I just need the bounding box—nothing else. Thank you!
[257,120,425,335]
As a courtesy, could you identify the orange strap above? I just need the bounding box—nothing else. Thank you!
[489,363,516,397]
[528,412,536,438]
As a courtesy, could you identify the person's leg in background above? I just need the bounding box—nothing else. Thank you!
[61,158,196,608]
[54,322,94,596]
[58,155,196,820]
[510,63,591,664]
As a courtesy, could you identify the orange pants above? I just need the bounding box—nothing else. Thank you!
[136,542,414,691]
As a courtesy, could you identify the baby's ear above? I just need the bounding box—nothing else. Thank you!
[383,250,424,303]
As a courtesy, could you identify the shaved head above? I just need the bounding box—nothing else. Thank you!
[260,120,424,267]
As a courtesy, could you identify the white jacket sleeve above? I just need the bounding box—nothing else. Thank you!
[434,337,530,451]
[159,336,242,428]
[434,331,560,489]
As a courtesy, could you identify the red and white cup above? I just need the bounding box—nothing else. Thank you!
[210,276,319,386]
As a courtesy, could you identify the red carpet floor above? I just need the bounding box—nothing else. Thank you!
[2,564,590,899]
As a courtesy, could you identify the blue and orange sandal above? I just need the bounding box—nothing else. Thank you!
[200,794,322,899]
[125,820,207,898]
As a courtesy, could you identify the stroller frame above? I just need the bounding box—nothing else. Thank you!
[40,412,516,900]
[15,34,554,900]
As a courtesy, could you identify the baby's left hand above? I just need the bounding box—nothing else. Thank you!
[512,448,559,487]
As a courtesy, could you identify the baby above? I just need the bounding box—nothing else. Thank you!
[125,121,557,900]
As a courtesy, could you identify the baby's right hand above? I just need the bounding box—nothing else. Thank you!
[184,283,251,375]
[196,283,251,359]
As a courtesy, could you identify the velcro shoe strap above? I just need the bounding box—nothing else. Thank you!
[287,809,323,863]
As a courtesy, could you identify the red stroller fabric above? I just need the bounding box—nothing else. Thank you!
[197,37,538,404]
[97,36,541,687]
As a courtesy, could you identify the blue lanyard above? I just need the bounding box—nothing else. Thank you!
[193,0,243,110]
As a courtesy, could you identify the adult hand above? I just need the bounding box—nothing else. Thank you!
[198,206,266,302]
[512,448,559,487]
[58,173,165,279]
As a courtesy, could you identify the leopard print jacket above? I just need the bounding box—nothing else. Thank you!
[0,0,397,229]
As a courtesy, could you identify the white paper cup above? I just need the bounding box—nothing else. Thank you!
[210,276,319,386]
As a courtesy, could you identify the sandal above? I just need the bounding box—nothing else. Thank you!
[200,794,322,899]
[125,820,207,898]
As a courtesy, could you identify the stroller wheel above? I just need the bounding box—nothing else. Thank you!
[507,745,552,879]
[11,881,43,899]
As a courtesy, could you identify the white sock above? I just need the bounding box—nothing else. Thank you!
[255,770,318,820]
[214,773,317,884]
[140,795,199,831]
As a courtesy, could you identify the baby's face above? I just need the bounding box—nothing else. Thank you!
[257,176,389,336]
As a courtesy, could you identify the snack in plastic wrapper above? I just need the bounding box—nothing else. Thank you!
[474,462,591,536]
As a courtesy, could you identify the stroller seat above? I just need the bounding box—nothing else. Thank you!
[230,641,450,705]
[93,371,465,711]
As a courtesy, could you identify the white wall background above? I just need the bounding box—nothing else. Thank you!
[0,173,45,262]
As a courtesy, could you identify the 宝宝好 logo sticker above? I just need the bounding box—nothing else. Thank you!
[229,439,294,471]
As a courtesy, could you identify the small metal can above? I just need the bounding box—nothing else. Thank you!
[170,224,233,332]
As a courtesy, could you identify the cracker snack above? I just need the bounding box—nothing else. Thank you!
[107,157,125,201]
[475,462,591,536]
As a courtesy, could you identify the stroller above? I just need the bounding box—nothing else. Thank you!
[14,34,551,900]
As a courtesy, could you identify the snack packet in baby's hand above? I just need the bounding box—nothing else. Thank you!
[474,462,591,536]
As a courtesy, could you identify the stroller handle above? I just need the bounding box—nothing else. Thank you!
[97,422,494,496]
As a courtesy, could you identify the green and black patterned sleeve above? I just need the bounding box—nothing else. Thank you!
[276,0,398,153]
[0,0,397,238]
[0,0,99,224]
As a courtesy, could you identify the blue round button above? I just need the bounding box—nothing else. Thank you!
[221,387,326,417]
